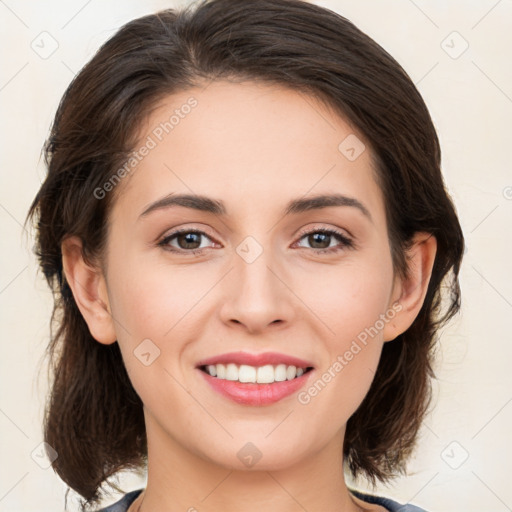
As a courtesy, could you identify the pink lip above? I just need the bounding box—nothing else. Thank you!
[198,369,314,406]
[196,351,315,369]
[195,351,315,406]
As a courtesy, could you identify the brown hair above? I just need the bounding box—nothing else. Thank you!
[26,0,464,509]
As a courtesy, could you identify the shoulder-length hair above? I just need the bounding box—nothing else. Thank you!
[27,0,464,509]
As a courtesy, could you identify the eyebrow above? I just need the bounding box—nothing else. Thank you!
[139,192,372,222]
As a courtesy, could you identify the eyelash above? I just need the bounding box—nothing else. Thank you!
[157,227,354,256]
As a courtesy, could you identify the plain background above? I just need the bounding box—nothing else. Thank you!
[0,1,511,511]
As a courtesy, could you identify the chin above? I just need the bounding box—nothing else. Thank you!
[194,434,316,473]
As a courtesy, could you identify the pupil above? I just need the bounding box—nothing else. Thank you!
[179,232,200,249]
[310,233,329,249]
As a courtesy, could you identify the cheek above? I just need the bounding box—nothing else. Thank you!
[306,259,394,343]
[107,254,199,338]
[104,253,213,386]
[299,260,393,408]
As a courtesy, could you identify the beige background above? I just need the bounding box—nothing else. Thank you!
[1,0,511,510]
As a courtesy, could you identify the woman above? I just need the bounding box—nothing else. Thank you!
[26,0,464,511]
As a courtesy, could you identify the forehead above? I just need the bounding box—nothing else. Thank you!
[110,80,385,225]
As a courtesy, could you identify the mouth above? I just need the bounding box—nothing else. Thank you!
[199,363,314,383]
[195,352,315,406]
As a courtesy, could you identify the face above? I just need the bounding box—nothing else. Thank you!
[101,80,403,471]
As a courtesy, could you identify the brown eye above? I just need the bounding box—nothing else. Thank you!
[174,232,203,250]
[295,228,354,254]
[158,229,217,255]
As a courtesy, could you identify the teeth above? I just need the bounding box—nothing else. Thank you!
[239,364,257,383]
[274,364,287,382]
[286,365,297,380]
[203,363,309,383]
[216,364,226,379]
[257,364,275,383]
[225,363,238,381]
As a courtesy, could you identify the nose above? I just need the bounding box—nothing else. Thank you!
[219,245,296,334]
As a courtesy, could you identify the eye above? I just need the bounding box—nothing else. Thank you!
[158,228,218,255]
[157,226,354,256]
[294,227,354,254]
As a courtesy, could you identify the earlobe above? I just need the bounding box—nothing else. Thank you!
[61,236,117,345]
[383,232,437,342]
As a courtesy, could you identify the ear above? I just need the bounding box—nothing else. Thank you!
[61,236,117,345]
[383,232,437,342]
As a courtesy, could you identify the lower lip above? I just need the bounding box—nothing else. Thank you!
[198,369,314,406]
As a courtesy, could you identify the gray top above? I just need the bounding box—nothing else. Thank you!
[96,488,427,511]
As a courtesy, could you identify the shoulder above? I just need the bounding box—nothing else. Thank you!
[350,488,428,512]
[95,489,143,512]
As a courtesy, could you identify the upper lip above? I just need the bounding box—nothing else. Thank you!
[196,351,315,369]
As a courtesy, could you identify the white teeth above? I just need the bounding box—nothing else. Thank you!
[274,364,287,382]
[286,365,297,380]
[239,364,257,383]
[216,364,226,379]
[257,365,274,384]
[203,363,309,383]
[225,363,238,381]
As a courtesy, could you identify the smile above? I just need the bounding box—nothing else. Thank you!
[200,363,312,383]
[196,351,315,406]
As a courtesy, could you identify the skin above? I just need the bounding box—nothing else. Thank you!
[62,80,437,512]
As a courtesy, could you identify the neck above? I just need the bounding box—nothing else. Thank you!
[134,417,364,512]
